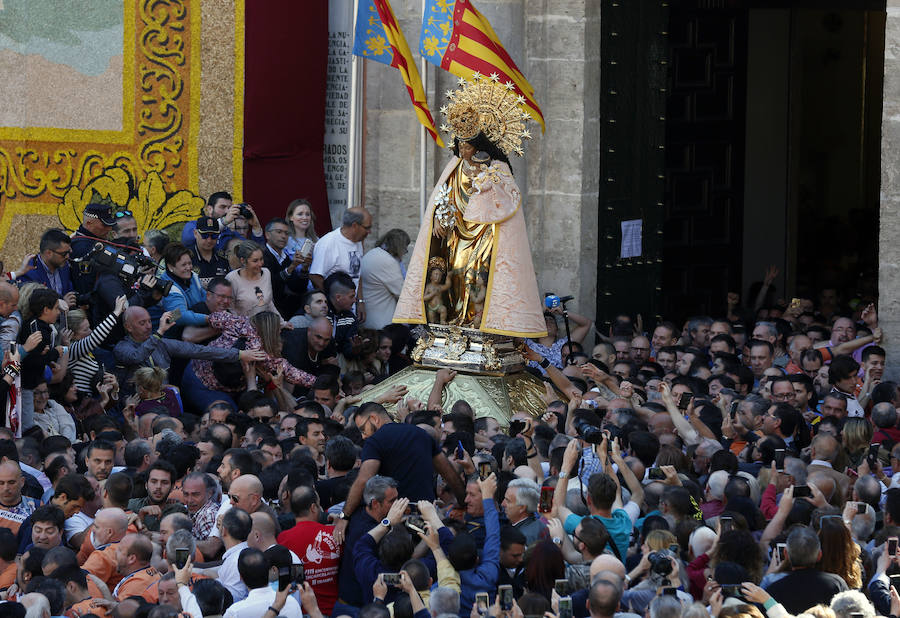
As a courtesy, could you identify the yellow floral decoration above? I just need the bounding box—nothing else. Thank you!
[57,166,204,236]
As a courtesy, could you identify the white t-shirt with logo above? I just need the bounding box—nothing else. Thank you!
[309,229,364,285]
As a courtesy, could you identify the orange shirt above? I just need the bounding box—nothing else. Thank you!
[168,480,185,505]
[113,566,160,602]
[0,561,15,591]
[67,598,112,618]
[86,576,104,601]
[83,543,124,589]
[77,524,139,565]
[729,430,763,456]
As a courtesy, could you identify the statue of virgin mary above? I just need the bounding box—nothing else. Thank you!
[393,75,547,338]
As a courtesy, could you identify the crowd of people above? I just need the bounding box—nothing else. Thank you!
[0,195,894,618]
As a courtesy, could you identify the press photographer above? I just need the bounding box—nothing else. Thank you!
[85,243,171,352]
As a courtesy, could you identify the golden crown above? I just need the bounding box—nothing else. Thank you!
[428,256,447,272]
[440,73,532,157]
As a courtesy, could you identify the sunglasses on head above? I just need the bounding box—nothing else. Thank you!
[114,210,133,218]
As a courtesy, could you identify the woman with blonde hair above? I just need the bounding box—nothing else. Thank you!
[183,310,313,411]
[842,417,873,469]
[131,366,182,417]
[17,282,44,322]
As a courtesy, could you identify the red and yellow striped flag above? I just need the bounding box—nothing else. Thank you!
[419,0,544,132]
[353,0,445,146]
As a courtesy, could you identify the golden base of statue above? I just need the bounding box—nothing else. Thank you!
[412,324,526,375]
[358,324,557,425]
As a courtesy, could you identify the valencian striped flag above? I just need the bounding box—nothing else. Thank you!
[353,0,444,146]
[419,0,545,132]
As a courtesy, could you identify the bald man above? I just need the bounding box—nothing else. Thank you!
[808,434,850,507]
[248,511,297,561]
[282,317,339,378]
[113,534,160,602]
[590,558,626,583]
[587,574,623,618]
[0,461,39,534]
[227,475,278,522]
[82,508,130,588]
[113,305,261,386]
[309,207,371,321]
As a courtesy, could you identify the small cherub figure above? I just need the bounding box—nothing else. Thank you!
[424,257,452,324]
[464,151,493,196]
[470,270,488,328]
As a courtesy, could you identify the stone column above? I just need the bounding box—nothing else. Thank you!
[363,0,600,322]
[879,3,900,379]
[521,0,600,320]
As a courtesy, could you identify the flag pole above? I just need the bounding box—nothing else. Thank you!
[347,0,363,210]
[419,0,428,223]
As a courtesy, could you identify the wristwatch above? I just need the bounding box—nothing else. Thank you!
[552,537,562,546]
[559,471,569,479]
[338,511,349,521]
[539,358,551,369]
[380,518,391,529]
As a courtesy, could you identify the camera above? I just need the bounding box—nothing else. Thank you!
[237,203,253,219]
[648,550,674,576]
[574,419,604,444]
[87,243,171,296]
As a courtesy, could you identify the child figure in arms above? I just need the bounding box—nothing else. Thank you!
[470,270,488,328]
[424,257,452,324]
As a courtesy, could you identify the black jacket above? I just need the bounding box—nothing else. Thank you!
[262,246,309,318]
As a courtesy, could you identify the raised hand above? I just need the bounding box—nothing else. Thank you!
[114,295,129,316]
[862,303,879,328]
[18,254,36,277]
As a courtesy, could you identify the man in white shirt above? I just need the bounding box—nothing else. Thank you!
[223,547,302,618]
[309,208,372,322]
[213,507,252,602]
[247,511,300,564]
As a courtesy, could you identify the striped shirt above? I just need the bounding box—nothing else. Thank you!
[70,312,118,394]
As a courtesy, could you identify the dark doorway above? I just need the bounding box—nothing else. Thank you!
[661,5,748,322]
[788,9,884,302]
[659,1,885,322]
[597,0,885,328]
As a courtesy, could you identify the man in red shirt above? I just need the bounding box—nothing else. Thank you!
[276,486,341,615]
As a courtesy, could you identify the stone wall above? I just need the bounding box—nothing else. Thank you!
[361,0,600,321]
[880,3,900,379]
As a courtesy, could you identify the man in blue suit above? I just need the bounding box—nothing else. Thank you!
[18,229,76,306]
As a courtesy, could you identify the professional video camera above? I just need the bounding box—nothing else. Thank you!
[86,243,172,296]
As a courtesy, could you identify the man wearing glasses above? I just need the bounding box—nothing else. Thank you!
[762,402,799,451]
[17,229,76,306]
[180,277,236,346]
[190,216,230,288]
[111,211,140,245]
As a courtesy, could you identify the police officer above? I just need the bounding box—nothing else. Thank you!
[70,203,117,295]
[189,216,229,289]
